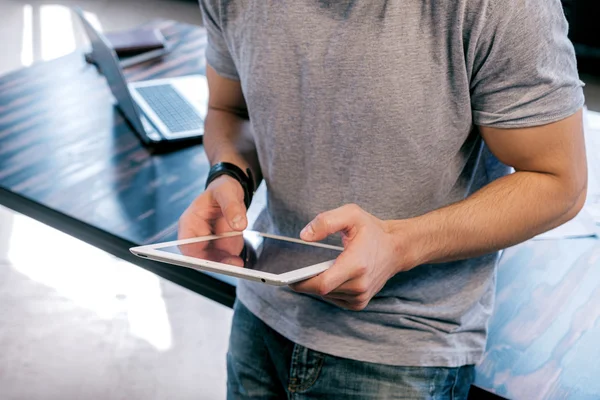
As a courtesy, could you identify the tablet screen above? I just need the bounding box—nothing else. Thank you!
[156,231,342,275]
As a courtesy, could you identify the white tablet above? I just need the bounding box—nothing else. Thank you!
[130,231,343,286]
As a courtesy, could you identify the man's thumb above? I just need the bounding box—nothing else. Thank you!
[214,186,247,231]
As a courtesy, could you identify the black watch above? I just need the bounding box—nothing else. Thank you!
[205,162,255,209]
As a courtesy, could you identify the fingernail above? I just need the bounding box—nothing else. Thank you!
[232,215,243,230]
[301,224,314,238]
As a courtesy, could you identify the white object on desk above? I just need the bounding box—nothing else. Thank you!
[584,109,600,224]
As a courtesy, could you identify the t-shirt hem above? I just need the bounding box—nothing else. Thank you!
[474,98,584,129]
[237,286,483,368]
[205,48,240,81]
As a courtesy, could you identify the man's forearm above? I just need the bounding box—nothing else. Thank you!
[203,108,262,184]
[390,170,587,267]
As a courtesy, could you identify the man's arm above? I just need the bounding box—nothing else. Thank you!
[177,66,259,237]
[392,109,587,265]
[203,65,261,184]
[293,110,587,310]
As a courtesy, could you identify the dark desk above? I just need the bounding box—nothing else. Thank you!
[0,20,236,307]
[1,19,599,400]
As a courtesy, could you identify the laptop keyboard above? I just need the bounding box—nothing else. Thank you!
[135,84,203,133]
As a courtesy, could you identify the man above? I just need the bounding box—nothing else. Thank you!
[179,0,587,398]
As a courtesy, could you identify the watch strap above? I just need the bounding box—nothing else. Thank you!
[205,162,255,209]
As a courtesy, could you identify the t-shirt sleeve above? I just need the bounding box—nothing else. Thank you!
[200,0,239,80]
[470,0,584,128]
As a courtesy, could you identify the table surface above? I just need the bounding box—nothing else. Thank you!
[1,19,599,400]
[0,20,236,306]
[478,238,600,399]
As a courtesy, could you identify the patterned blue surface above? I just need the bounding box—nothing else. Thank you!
[476,237,600,399]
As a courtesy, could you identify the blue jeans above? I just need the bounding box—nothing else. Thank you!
[227,300,475,400]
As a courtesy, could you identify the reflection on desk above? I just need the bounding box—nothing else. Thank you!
[476,238,600,399]
[0,20,209,245]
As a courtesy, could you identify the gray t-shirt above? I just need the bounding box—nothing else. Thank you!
[200,0,584,366]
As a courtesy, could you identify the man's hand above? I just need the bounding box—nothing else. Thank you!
[180,64,260,240]
[178,175,247,240]
[289,110,586,311]
[290,204,412,311]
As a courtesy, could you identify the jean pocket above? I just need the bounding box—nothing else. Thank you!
[288,344,325,393]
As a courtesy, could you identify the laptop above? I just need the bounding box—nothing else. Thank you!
[74,8,207,149]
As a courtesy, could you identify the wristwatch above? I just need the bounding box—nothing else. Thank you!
[205,162,255,209]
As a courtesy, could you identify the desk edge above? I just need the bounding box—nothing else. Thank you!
[0,187,236,308]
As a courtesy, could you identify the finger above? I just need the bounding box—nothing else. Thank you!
[321,296,369,312]
[178,209,212,239]
[327,277,370,296]
[300,204,364,242]
[214,217,236,234]
[321,296,351,308]
[178,194,226,239]
[213,187,247,231]
[178,223,201,240]
[323,286,371,307]
[290,250,358,296]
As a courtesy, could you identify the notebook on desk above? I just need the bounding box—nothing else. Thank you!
[104,28,166,56]
[84,26,169,69]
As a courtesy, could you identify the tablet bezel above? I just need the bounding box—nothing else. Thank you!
[129,231,343,286]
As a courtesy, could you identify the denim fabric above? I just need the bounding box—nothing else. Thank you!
[227,301,475,400]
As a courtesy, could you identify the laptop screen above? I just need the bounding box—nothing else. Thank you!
[74,7,147,139]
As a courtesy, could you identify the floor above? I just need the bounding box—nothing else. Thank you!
[0,1,599,399]
[0,205,232,400]
[0,3,232,400]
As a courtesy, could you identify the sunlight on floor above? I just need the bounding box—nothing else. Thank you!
[7,212,173,351]
[0,206,230,399]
